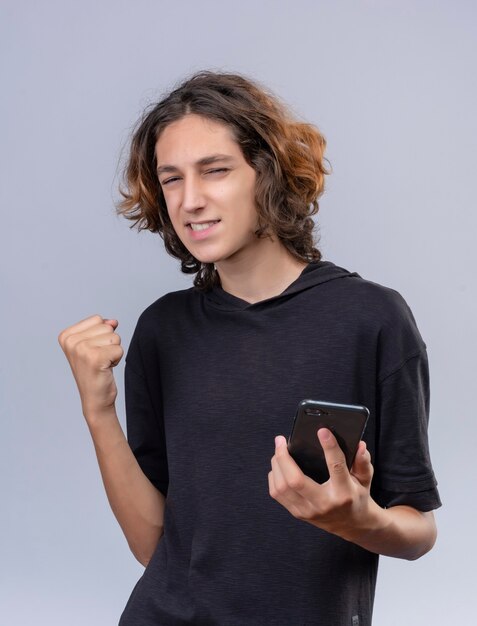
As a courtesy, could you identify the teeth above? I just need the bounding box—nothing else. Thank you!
[190,221,218,232]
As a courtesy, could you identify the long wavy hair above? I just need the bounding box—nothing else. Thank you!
[116,70,330,290]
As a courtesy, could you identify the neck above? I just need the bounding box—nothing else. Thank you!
[215,238,308,304]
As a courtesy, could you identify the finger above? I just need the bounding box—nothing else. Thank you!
[274,436,318,497]
[317,428,351,487]
[270,453,306,508]
[65,333,122,372]
[268,468,285,503]
[59,314,104,340]
[268,469,276,496]
[104,319,118,329]
[64,323,117,349]
[350,441,374,487]
[268,468,310,522]
[103,344,124,367]
[89,344,124,369]
[59,315,118,347]
[82,332,122,348]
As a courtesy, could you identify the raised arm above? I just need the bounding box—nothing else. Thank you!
[58,315,165,566]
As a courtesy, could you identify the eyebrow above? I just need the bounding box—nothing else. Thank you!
[156,154,236,175]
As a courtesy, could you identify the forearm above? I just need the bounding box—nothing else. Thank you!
[86,407,165,567]
[338,500,437,560]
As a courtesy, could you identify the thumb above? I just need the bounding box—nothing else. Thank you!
[350,441,373,487]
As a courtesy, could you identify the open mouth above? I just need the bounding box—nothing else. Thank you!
[188,220,221,232]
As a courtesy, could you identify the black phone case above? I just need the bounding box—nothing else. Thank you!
[287,399,369,484]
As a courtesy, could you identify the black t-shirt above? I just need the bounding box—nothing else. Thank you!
[118,260,441,626]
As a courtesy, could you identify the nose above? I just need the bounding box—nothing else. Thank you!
[181,173,206,215]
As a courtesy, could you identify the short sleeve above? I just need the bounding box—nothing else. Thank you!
[371,349,441,512]
[124,319,169,497]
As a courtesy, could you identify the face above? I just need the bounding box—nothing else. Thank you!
[155,114,261,267]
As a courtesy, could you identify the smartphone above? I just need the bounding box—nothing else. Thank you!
[287,399,370,484]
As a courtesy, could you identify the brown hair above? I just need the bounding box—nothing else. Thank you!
[116,69,330,290]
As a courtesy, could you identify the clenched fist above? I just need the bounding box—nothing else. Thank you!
[58,314,124,419]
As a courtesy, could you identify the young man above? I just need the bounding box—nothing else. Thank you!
[58,70,441,625]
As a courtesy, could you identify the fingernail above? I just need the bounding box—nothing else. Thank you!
[319,428,330,441]
[275,435,284,448]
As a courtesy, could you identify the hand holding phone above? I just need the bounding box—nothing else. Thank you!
[287,399,369,484]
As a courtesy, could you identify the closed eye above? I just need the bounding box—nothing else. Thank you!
[162,177,179,185]
[207,168,229,175]
[161,168,229,186]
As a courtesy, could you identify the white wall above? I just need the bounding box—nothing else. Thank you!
[1,1,475,623]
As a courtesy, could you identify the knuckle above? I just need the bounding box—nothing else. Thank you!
[288,475,305,491]
[330,461,346,475]
[63,333,76,352]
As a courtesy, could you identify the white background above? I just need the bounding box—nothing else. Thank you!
[1,1,475,624]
